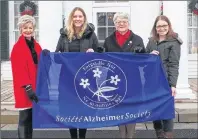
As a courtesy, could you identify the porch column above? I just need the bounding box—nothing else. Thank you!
[38,1,62,51]
[163,1,196,99]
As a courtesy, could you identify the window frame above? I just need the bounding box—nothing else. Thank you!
[92,1,130,8]
[93,7,131,46]
[8,1,39,56]
[187,1,198,58]
[97,12,116,43]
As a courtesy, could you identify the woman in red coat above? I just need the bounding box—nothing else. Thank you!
[10,1,42,139]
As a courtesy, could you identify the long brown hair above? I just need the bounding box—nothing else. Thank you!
[150,15,177,41]
[65,7,88,41]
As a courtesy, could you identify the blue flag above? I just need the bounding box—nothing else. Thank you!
[33,52,175,129]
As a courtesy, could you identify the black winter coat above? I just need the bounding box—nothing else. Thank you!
[103,30,145,52]
[103,30,146,95]
[54,24,99,116]
[55,23,99,52]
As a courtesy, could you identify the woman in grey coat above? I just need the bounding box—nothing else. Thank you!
[146,15,182,139]
[55,7,99,139]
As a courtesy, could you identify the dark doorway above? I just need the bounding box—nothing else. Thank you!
[1,1,9,61]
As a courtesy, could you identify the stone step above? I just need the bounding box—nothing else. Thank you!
[1,109,19,124]
[1,126,198,138]
[1,102,15,110]
[175,99,198,103]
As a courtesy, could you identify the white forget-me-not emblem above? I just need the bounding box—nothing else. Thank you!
[74,59,127,109]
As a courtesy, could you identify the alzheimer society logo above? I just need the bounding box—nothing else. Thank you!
[74,59,127,109]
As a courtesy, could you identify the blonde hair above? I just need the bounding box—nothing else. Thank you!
[65,7,88,41]
[17,15,36,30]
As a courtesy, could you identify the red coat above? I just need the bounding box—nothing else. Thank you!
[10,35,42,108]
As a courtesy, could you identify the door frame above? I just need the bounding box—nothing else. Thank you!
[92,7,131,44]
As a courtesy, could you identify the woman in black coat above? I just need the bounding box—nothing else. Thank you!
[55,7,99,139]
[103,12,145,139]
[55,10,98,53]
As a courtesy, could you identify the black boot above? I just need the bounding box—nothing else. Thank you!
[79,128,87,139]
[69,128,78,139]
[18,124,32,139]
[27,123,33,139]
[18,109,33,139]
[18,125,26,139]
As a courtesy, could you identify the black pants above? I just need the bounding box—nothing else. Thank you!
[18,108,32,139]
[153,119,174,132]
[69,128,87,139]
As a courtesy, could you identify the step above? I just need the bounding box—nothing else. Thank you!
[1,102,15,110]
[1,127,198,138]
[175,99,198,103]
[1,109,19,124]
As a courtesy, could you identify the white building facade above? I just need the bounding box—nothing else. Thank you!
[1,1,197,99]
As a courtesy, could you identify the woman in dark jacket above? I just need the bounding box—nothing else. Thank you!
[146,15,182,139]
[103,12,145,139]
[55,9,98,53]
[103,13,145,53]
[55,7,99,139]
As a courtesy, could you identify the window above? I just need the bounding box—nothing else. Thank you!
[13,1,39,42]
[187,1,198,54]
[97,12,116,46]
[93,7,130,47]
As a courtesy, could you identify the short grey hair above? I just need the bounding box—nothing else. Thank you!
[113,12,129,23]
[17,15,36,29]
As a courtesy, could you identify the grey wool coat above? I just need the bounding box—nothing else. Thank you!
[146,35,182,87]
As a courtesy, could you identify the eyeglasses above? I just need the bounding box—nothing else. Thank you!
[116,21,128,25]
[156,24,168,29]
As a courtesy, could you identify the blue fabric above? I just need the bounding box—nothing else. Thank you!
[33,52,175,129]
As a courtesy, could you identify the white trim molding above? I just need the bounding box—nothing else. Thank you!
[92,1,130,8]
[163,1,196,100]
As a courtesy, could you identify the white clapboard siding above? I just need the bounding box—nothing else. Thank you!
[188,55,198,79]
[1,61,13,81]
